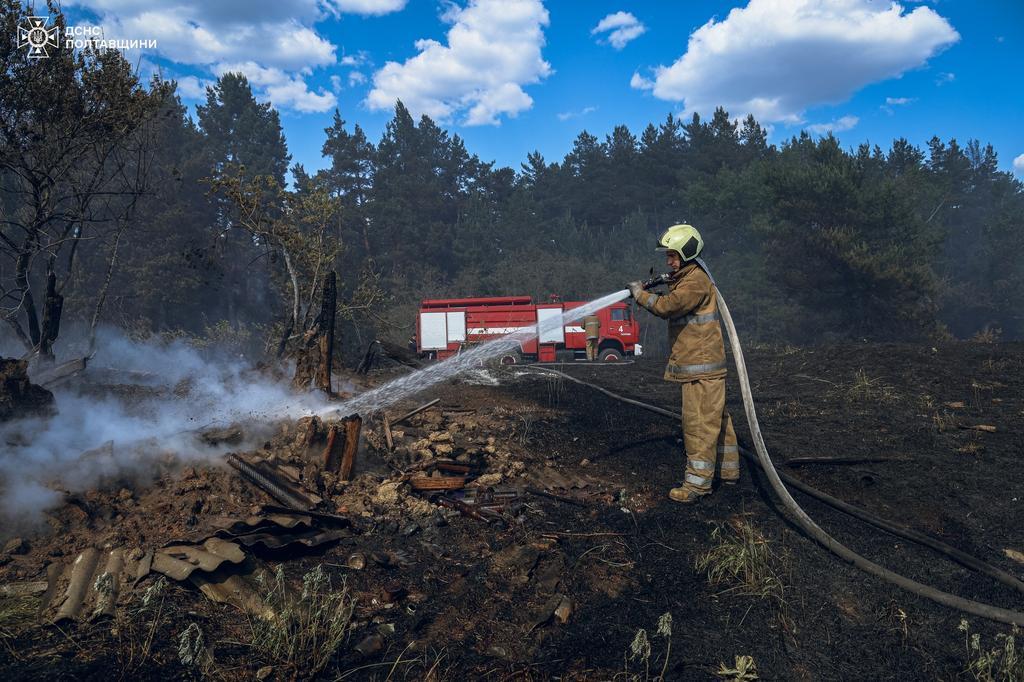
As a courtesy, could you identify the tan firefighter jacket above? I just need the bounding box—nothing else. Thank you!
[634,262,727,382]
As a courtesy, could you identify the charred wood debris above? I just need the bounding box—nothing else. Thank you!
[0,380,617,645]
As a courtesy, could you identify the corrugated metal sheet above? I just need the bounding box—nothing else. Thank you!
[211,514,351,551]
[151,538,246,581]
[42,547,132,623]
[34,512,348,624]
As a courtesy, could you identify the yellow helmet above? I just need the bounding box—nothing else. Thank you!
[656,223,703,261]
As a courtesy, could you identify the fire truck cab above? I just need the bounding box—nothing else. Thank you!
[416,295,641,363]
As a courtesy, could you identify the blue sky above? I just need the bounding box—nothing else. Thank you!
[60,0,1024,178]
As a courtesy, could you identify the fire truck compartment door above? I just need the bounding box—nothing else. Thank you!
[537,307,564,344]
[446,311,466,342]
[420,312,448,350]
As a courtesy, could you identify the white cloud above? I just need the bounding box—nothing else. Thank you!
[348,71,367,86]
[556,105,597,121]
[592,11,646,50]
[340,51,370,67]
[1014,153,1024,175]
[935,71,955,85]
[365,0,552,126]
[215,62,337,113]
[65,0,397,113]
[68,1,338,71]
[175,75,215,99]
[630,71,654,90]
[327,0,407,16]
[881,95,916,114]
[638,0,958,124]
[806,114,859,134]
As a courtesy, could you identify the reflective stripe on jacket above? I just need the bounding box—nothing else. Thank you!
[634,262,727,382]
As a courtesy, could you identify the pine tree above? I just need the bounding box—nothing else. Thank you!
[197,73,290,184]
[194,73,293,328]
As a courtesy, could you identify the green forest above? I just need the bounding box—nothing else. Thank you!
[3,7,1023,365]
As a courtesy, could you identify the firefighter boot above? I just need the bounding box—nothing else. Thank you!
[668,486,708,504]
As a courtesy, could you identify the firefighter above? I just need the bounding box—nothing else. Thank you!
[583,314,601,360]
[627,224,739,503]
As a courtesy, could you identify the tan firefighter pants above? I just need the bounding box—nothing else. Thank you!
[586,338,598,361]
[680,377,739,491]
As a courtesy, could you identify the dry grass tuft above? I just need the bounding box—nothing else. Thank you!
[695,516,786,602]
[933,411,958,433]
[248,564,356,678]
[972,326,1002,344]
[959,619,1023,681]
[716,655,759,680]
[844,369,899,403]
[0,594,38,648]
[958,442,984,456]
[615,612,674,681]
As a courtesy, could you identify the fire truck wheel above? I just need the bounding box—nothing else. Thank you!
[499,352,521,365]
[599,348,623,362]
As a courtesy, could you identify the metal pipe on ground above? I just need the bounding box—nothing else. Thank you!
[226,454,312,512]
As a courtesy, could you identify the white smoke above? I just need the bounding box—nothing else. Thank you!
[0,328,329,532]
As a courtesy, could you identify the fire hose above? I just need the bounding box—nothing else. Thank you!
[534,288,1024,626]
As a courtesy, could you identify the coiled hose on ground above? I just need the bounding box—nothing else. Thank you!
[535,290,1024,626]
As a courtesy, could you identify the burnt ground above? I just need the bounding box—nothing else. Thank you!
[1,341,1023,680]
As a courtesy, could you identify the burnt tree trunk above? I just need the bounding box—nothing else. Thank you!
[316,271,337,395]
[290,329,319,391]
[291,271,338,393]
[38,269,64,362]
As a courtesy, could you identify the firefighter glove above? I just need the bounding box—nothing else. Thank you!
[626,281,644,299]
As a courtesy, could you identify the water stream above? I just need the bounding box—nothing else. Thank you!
[322,289,630,417]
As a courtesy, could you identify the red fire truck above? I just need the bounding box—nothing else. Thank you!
[415,295,641,363]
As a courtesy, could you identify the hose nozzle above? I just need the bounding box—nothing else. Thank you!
[641,272,673,290]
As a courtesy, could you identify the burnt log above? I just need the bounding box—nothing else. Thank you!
[322,414,362,481]
[0,357,55,421]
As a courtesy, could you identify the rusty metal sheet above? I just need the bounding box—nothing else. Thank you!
[43,547,134,623]
[214,514,317,535]
[37,538,255,624]
[208,513,351,551]
[39,562,62,621]
[54,548,100,622]
[223,528,350,551]
[188,567,274,620]
[165,514,350,557]
[94,549,125,619]
[151,538,245,581]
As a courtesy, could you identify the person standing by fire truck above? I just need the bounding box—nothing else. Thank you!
[583,315,601,360]
[627,224,739,503]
